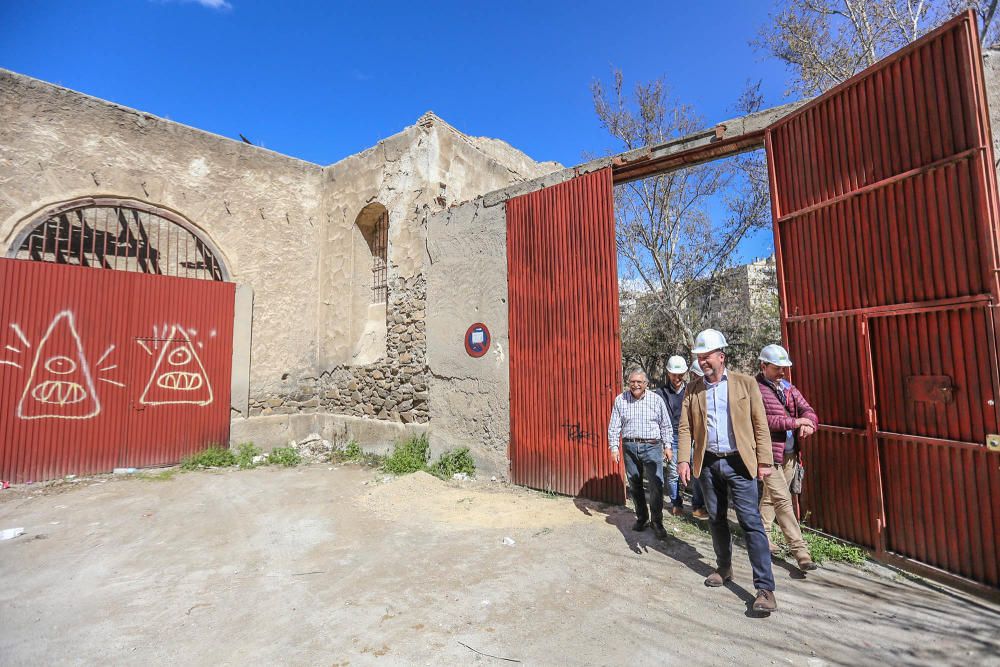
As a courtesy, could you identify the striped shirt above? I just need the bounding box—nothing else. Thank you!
[607,390,674,451]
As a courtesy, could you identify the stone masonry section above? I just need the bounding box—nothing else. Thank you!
[248,274,428,423]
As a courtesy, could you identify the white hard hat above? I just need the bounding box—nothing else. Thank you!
[759,344,793,367]
[666,355,688,374]
[691,329,728,354]
[690,356,704,377]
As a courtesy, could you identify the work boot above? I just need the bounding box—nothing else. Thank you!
[704,566,733,587]
[651,522,667,539]
[632,519,649,532]
[669,506,684,517]
[797,558,818,572]
[752,589,778,613]
[691,508,709,520]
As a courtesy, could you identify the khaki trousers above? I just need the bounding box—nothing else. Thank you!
[760,456,810,562]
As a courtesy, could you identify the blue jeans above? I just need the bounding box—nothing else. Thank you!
[623,442,664,525]
[699,453,775,592]
[667,437,680,507]
[669,437,704,510]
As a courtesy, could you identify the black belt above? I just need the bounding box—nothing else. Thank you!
[623,438,660,444]
[705,450,741,458]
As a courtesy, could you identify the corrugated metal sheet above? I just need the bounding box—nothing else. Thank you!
[785,316,866,429]
[0,258,234,482]
[765,11,1000,588]
[869,305,998,443]
[799,428,876,548]
[777,161,988,315]
[506,168,625,504]
[880,436,1000,587]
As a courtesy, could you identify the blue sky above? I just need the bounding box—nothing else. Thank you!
[1,1,794,260]
[0,1,793,166]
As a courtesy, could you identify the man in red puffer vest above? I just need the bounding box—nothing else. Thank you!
[756,344,819,572]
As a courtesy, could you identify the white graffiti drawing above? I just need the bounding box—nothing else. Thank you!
[16,312,100,420]
[3,314,125,420]
[138,325,214,406]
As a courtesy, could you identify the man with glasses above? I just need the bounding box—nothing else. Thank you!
[608,368,673,540]
[677,329,778,613]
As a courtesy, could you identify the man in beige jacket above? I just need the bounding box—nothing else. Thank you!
[678,329,778,613]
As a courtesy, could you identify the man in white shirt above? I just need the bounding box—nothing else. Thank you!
[608,368,674,540]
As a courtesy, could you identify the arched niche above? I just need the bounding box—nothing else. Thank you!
[350,202,389,364]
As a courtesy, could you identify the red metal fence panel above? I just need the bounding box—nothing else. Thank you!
[765,11,1000,588]
[506,168,625,504]
[0,258,234,482]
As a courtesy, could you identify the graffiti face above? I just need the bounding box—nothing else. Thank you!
[17,311,101,419]
[156,346,205,391]
[139,325,213,406]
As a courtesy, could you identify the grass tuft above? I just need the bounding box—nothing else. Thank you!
[382,434,430,475]
[429,447,475,480]
[267,446,301,467]
[771,525,868,565]
[235,442,261,469]
[181,447,236,470]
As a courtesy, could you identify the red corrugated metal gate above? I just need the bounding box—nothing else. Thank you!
[506,168,626,504]
[765,12,1000,587]
[0,258,235,482]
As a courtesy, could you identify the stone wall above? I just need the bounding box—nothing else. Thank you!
[249,274,429,425]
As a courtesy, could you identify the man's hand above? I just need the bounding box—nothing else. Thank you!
[678,461,691,485]
[610,448,620,464]
[798,423,816,439]
[663,444,673,462]
[757,464,773,480]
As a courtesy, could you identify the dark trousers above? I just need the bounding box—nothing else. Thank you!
[624,442,664,525]
[699,452,776,592]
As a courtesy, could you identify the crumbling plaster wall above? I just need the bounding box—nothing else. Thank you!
[0,69,325,402]
[246,114,561,438]
[425,198,511,474]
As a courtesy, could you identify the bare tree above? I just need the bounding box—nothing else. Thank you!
[759,0,1000,97]
[593,73,776,379]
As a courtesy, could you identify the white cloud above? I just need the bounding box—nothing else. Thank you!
[156,0,233,11]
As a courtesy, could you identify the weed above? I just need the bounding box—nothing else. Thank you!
[382,434,430,475]
[429,447,475,479]
[342,440,363,461]
[802,530,867,565]
[771,525,868,565]
[267,446,301,467]
[235,442,261,469]
[181,446,236,470]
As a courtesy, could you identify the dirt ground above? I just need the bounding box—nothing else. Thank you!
[1,465,998,666]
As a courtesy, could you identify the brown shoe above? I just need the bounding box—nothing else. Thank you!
[669,506,684,516]
[704,567,733,587]
[752,589,778,613]
[691,508,709,520]
[797,559,818,572]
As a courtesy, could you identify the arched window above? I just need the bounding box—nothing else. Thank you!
[355,203,388,303]
[8,198,228,281]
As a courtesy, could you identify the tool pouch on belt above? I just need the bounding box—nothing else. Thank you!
[790,459,805,494]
